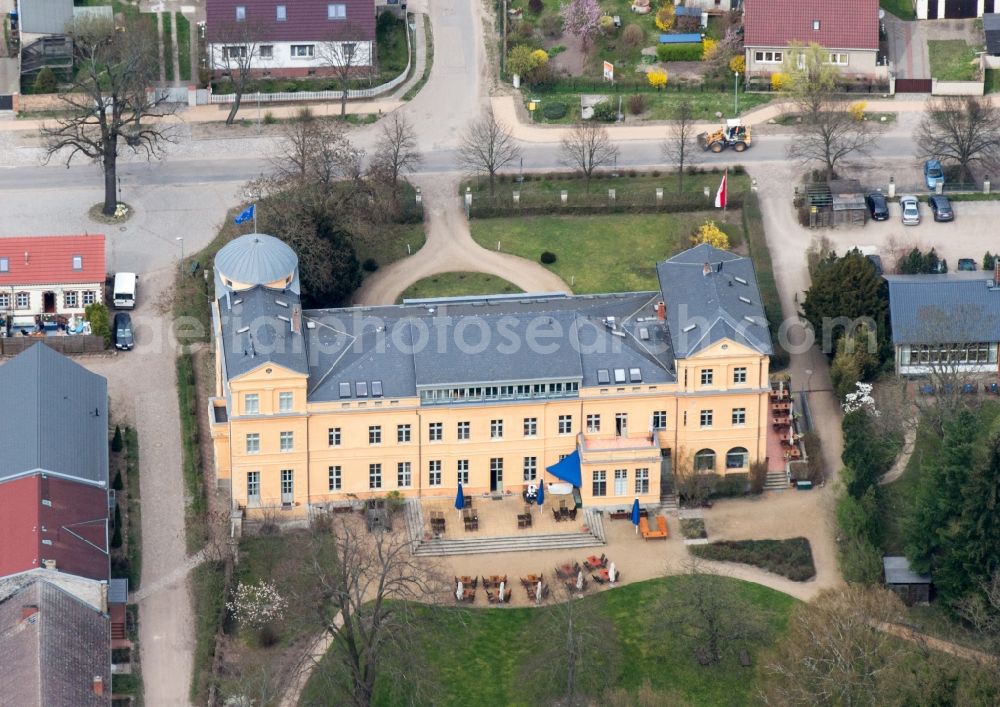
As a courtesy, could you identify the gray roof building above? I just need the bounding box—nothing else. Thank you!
[986,14,1000,54]
[214,233,300,299]
[217,285,309,381]
[0,344,108,488]
[656,243,773,358]
[883,556,931,585]
[885,273,1000,345]
[0,578,110,706]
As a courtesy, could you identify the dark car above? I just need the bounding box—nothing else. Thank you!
[866,254,883,275]
[865,192,889,221]
[958,258,977,271]
[928,194,954,222]
[930,259,948,274]
[114,312,134,351]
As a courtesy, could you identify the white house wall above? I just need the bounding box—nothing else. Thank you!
[209,40,373,73]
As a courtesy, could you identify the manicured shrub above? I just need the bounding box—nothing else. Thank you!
[85,303,111,346]
[33,67,58,94]
[627,93,647,114]
[542,101,567,119]
[362,258,379,272]
[113,470,124,491]
[656,42,703,62]
[540,251,557,264]
[592,100,618,122]
[622,23,644,46]
[112,425,124,452]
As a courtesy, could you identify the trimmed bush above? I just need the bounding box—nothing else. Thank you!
[112,425,124,452]
[85,303,111,346]
[33,67,58,94]
[362,258,379,272]
[656,42,703,62]
[540,251,557,264]
[592,101,618,122]
[622,23,644,46]
[690,538,817,581]
[542,101,567,119]
[113,470,124,491]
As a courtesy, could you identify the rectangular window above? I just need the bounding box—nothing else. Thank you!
[586,414,601,433]
[732,408,747,426]
[592,470,607,497]
[457,459,469,486]
[244,393,259,415]
[223,45,247,59]
[754,50,782,63]
[523,417,537,437]
[64,291,78,308]
[428,460,442,486]
[523,456,537,481]
[278,391,293,412]
[328,3,346,19]
[369,463,382,490]
[397,462,412,488]
[457,421,470,440]
[82,291,96,305]
[0,293,8,309]
[635,468,650,494]
[700,369,714,385]
[615,412,628,436]
[280,469,293,502]
[699,410,713,428]
[15,292,29,309]
[828,53,849,66]
[614,469,627,496]
[397,424,411,443]
[247,471,260,501]
[328,465,341,491]
[235,5,246,21]
[259,44,274,59]
[428,422,443,441]
[276,4,286,20]
[290,44,315,58]
[490,419,503,439]
[733,367,747,384]
[0,257,7,272]
[558,415,573,435]
[280,431,294,451]
[245,433,260,454]
[369,425,382,445]
[652,411,667,430]
[72,255,83,270]
[328,427,341,446]
[490,457,503,481]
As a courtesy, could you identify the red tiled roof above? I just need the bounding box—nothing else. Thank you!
[206,0,376,43]
[0,235,105,287]
[0,476,109,582]
[744,0,879,51]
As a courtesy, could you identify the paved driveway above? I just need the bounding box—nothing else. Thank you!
[886,16,930,79]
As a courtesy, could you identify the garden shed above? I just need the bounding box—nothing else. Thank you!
[828,179,867,227]
[883,556,932,605]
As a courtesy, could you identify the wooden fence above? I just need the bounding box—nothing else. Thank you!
[0,335,105,355]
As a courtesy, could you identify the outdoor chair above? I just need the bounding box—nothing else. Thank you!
[462,588,476,603]
[568,508,577,521]
[552,508,562,522]
[500,587,512,603]
[485,589,496,604]
[592,573,605,585]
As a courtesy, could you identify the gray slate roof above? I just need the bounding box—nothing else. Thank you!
[656,243,773,358]
[218,286,309,380]
[885,273,1000,345]
[0,344,108,487]
[0,578,110,707]
[214,233,300,299]
[986,14,1000,54]
[883,556,931,585]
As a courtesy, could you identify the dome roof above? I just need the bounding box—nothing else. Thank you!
[215,233,297,287]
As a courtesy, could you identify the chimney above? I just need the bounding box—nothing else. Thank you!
[291,305,302,334]
[702,262,711,276]
[24,251,29,265]
[92,677,104,696]
[656,301,666,320]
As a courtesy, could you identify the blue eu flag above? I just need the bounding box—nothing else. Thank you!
[234,204,255,225]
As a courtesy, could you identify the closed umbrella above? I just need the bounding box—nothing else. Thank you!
[631,498,641,535]
[456,580,463,601]
[536,580,543,603]
[455,482,465,518]
[608,563,617,585]
[576,570,584,591]
[536,481,545,513]
[499,580,506,604]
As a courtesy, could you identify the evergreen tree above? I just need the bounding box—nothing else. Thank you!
[32,67,58,94]
[842,410,894,497]
[112,470,123,491]
[111,503,122,548]
[112,425,123,452]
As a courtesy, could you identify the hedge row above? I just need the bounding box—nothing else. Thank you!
[656,43,703,62]
[469,194,744,219]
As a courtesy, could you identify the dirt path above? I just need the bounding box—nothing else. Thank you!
[881,424,916,485]
[351,175,571,305]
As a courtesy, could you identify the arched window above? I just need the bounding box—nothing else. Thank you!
[726,447,749,469]
[694,449,716,472]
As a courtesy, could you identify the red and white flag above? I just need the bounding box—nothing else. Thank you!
[714,170,727,209]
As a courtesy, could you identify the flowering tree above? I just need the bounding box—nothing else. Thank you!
[701,38,718,61]
[654,4,675,31]
[692,220,729,249]
[227,580,288,630]
[647,67,668,89]
[560,0,602,49]
[729,55,745,73]
[842,382,879,417]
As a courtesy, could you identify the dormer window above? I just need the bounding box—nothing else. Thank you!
[276,4,286,21]
[0,258,7,272]
[72,255,82,270]
[812,20,820,30]
[328,3,346,20]
[236,5,246,21]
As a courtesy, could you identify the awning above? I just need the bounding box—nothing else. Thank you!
[546,450,581,488]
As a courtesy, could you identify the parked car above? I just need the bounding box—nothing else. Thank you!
[930,259,948,274]
[865,192,889,221]
[958,258,977,271]
[114,312,134,351]
[924,160,945,190]
[928,194,954,222]
[866,254,883,275]
[900,195,920,225]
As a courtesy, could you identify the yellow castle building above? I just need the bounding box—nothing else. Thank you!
[208,234,774,518]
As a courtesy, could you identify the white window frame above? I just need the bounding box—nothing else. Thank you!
[428,422,443,441]
[523,417,537,437]
[278,391,293,412]
[247,471,260,501]
[700,369,714,385]
[523,456,537,481]
[732,408,747,426]
[558,415,572,435]
[428,460,442,486]
[0,293,8,309]
[328,427,341,446]
[15,291,29,309]
[490,419,503,439]
[245,393,259,415]
[699,410,713,428]
[592,470,607,497]
[586,414,601,433]
[457,460,469,486]
[246,433,260,454]
[754,50,783,64]
[276,4,287,21]
[635,468,649,494]
[398,461,412,487]
[258,44,274,59]
[457,421,470,440]
[369,463,382,489]
[72,255,83,270]
[327,3,346,20]
[829,52,849,66]
[290,44,315,58]
[64,291,78,308]
[369,425,382,445]
[397,424,411,443]
[733,367,747,384]
[614,469,628,496]
[652,411,667,430]
[328,465,341,491]
[82,291,96,306]
[280,431,294,452]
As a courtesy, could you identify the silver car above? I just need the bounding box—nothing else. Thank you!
[900,195,920,226]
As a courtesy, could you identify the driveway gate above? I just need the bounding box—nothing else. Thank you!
[895,78,933,93]
[944,0,978,17]
[0,96,12,110]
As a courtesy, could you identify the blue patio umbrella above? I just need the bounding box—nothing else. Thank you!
[455,482,465,517]
[536,481,545,513]
[631,498,641,535]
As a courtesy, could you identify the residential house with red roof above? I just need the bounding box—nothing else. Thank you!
[742,0,882,79]
[205,0,378,78]
[0,234,105,327]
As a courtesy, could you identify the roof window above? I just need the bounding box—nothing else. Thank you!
[72,255,83,270]
[812,20,820,30]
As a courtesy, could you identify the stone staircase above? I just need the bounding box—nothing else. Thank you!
[658,494,679,512]
[765,470,789,492]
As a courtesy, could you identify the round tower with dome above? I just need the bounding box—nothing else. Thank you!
[213,233,300,300]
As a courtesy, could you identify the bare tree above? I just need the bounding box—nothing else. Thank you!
[211,19,266,125]
[560,121,619,192]
[271,108,365,188]
[917,95,1000,183]
[457,107,521,195]
[319,31,370,118]
[761,586,909,706]
[662,99,698,194]
[955,569,1000,673]
[297,516,444,707]
[371,113,422,192]
[41,16,172,215]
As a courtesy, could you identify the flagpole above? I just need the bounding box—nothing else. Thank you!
[253,204,257,233]
[722,169,728,223]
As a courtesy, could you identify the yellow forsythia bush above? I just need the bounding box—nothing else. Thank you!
[850,101,867,121]
[729,55,745,74]
[531,49,549,66]
[647,67,668,89]
[692,220,730,249]
[702,38,718,61]
[655,4,675,31]
[770,72,790,91]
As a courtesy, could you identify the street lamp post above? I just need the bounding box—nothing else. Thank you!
[804,368,813,393]
[734,71,740,116]
[176,236,185,262]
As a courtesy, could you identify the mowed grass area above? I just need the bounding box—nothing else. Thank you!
[880,0,915,18]
[397,272,523,303]
[928,40,979,81]
[527,90,774,124]
[470,212,743,293]
[463,170,750,199]
[299,575,796,706]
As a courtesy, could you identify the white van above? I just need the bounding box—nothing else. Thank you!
[113,272,138,309]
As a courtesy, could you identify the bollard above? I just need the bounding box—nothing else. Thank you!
[415,188,422,204]
[656,187,663,204]
[888,177,896,199]
[985,176,992,195]
[609,188,616,202]
[561,190,568,205]
[513,190,520,204]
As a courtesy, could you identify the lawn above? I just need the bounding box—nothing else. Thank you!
[397,272,523,303]
[463,170,751,201]
[376,13,409,78]
[986,68,1000,94]
[880,0,915,18]
[299,575,797,706]
[689,538,816,581]
[191,561,227,704]
[526,88,774,124]
[470,212,743,293]
[176,12,192,82]
[163,12,174,82]
[928,40,980,81]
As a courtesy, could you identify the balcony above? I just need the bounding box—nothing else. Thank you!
[578,432,662,464]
